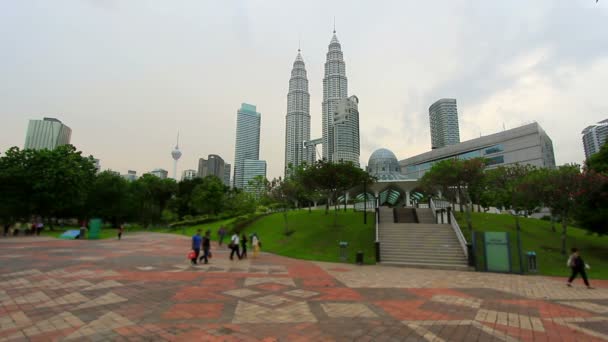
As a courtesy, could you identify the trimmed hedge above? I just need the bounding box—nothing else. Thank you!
[228,212,268,234]
[168,213,233,229]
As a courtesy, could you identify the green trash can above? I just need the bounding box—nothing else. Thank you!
[88,218,102,240]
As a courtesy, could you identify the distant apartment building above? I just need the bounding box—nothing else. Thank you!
[122,170,137,182]
[582,119,608,159]
[429,99,460,149]
[24,117,72,150]
[243,159,267,196]
[150,168,168,179]
[233,103,261,189]
[401,122,556,179]
[181,169,197,181]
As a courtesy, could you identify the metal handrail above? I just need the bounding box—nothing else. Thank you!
[430,198,437,219]
[449,209,468,258]
[375,208,379,242]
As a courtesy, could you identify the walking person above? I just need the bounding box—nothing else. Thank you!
[191,230,202,265]
[3,223,10,237]
[252,233,261,259]
[117,224,124,240]
[229,232,241,260]
[240,233,248,259]
[218,226,226,246]
[200,231,211,264]
[567,248,593,289]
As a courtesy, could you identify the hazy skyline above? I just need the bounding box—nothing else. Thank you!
[1,0,607,180]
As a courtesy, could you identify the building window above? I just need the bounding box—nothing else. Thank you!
[487,155,505,166]
[485,144,504,155]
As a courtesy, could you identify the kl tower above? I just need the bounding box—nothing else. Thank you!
[171,131,182,180]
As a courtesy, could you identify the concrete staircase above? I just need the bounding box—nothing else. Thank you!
[415,208,435,224]
[394,208,416,223]
[378,207,469,270]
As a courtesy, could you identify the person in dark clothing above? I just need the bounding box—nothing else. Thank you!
[567,248,593,289]
[218,226,226,246]
[240,233,248,259]
[199,231,211,264]
[191,230,202,265]
[3,223,10,237]
[118,224,124,240]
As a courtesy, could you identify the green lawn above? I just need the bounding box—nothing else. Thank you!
[456,212,608,279]
[38,217,237,240]
[240,209,376,264]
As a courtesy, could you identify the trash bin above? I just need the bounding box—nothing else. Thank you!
[339,241,349,262]
[356,251,364,265]
[526,251,537,273]
[79,228,86,240]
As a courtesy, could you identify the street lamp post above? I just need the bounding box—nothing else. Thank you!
[363,180,367,224]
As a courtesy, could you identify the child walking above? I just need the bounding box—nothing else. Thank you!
[567,248,593,289]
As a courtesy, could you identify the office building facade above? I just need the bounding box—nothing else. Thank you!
[224,164,231,187]
[243,159,267,196]
[122,170,137,182]
[182,169,197,181]
[24,117,72,150]
[332,95,360,166]
[401,122,556,179]
[233,103,261,189]
[429,99,460,149]
[150,168,168,179]
[285,49,312,174]
[582,119,608,159]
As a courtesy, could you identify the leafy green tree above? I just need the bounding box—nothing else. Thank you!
[0,147,32,222]
[191,176,227,215]
[132,174,177,226]
[224,188,257,216]
[573,171,608,235]
[585,141,608,174]
[86,171,133,226]
[170,178,204,219]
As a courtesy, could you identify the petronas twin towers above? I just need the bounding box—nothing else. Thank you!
[284,30,360,175]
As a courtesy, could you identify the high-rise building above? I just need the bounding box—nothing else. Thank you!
[197,158,208,178]
[429,99,460,149]
[243,159,267,196]
[285,48,311,175]
[224,164,231,187]
[150,168,168,179]
[322,30,348,162]
[24,117,72,150]
[93,159,101,173]
[207,154,225,180]
[181,169,197,181]
[122,170,137,182]
[333,95,360,166]
[582,119,608,159]
[233,103,261,189]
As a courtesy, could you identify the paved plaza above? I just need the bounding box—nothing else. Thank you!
[1,233,607,341]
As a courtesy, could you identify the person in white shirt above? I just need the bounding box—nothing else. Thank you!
[252,233,261,258]
[229,233,241,260]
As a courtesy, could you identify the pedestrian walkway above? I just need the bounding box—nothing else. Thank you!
[0,233,606,341]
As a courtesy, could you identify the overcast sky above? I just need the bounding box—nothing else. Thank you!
[1,0,607,180]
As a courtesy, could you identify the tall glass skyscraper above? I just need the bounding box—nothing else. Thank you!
[24,117,72,150]
[233,103,261,189]
[429,99,460,149]
[284,49,311,175]
[322,31,348,162]
[582,119,608,159]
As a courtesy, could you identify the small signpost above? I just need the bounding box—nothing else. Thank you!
[88,218,102,240]
[483,232,512,273]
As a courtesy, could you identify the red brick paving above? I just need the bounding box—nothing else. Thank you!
[0,232,607,341]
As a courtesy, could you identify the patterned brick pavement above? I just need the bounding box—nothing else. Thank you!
[0,233,607,341]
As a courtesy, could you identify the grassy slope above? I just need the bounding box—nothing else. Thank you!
[456,212,608,279]
[241,209,376,264]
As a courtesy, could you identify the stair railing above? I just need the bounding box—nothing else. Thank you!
[375,206,380,262]
[448,207,468,258]
[430,197,438,220]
